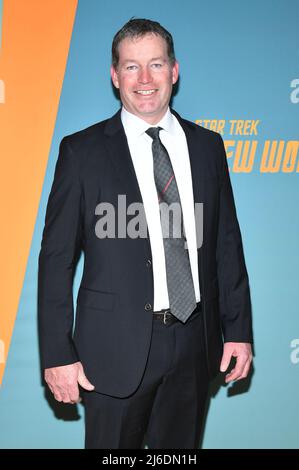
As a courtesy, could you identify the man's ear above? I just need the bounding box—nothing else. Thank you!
[111,65,120,89]
[172,61,179,85]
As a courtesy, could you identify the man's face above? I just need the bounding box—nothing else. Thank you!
[111,33,179,124]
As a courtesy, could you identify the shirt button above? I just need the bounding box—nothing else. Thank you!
[146,259,152,268]
[144,303,152,311]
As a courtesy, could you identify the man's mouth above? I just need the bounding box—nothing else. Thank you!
[134,89,157,96]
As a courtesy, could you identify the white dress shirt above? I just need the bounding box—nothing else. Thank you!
[121,106,200,311]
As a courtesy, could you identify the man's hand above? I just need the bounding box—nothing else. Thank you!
[220,342,253,383]
[44,361,95,404]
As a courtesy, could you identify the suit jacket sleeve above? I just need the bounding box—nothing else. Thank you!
[38,137,82,369]
[216,134,253,343]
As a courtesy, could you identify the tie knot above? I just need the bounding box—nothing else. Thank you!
[146,126,162,140]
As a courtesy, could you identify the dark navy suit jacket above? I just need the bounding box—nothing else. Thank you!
[38,109,253,397]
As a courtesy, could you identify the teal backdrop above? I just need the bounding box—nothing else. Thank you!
[0,0,298,448]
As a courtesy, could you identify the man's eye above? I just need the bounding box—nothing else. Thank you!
[151,63,163,68]
[126,65,138,71]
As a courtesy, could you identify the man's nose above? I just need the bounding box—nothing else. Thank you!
[138,67,153,84]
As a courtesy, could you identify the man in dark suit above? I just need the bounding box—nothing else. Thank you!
[38,18,253,449]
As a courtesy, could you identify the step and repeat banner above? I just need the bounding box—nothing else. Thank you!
[0,0,298,448]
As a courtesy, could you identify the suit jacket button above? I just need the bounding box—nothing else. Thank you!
[144,303,152,311]
[146,259,152,267]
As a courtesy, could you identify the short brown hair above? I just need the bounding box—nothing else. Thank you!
[112,18,176,68]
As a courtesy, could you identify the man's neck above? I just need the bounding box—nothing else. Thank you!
[122,106,170,126]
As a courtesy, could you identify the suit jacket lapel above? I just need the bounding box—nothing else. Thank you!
[104,109,152,258]
[104,109,144,204]
[172,110,205,286]
[171,109,205,207]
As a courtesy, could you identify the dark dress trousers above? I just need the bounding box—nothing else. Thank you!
[38,109,253,447]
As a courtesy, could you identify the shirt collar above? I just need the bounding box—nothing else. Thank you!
[121,106,178,140]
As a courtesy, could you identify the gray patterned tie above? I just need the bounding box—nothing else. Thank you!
[146,127,197,322]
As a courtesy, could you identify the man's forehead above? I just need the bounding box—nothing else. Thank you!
[117,35,168,62]
[118,33,167,50]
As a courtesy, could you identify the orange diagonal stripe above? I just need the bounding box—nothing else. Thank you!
[0,0,78,385]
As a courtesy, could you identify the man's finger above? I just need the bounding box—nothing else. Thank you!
[220,349,233,372]
[225,355,250,382]
[58,389,71,403]
[54,393,63,402]
[225,368,242,382]
[70,397,82,404]
[59,389,75,404]
[69,388,81,404]
[78,368,95,391]
[238,359,251,380]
